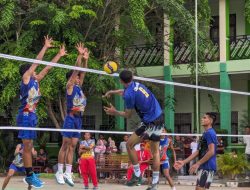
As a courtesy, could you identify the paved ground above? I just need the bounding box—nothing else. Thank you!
[0,177,249,190]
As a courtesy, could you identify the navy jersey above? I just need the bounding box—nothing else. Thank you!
[19,77,41,113]
[123,81,162,123]
[66,85,87,114]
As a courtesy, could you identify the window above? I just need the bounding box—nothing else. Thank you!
[210,14,236,42]
[174,113,192,134]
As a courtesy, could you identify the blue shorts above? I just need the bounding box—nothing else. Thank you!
[161,160,170,170]
[9,164,25,173]
[17,112,37,140]
[62,115,82,138]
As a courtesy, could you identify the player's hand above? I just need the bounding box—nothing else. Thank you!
[44,35,53,48]
[189,162,200,174]
[76,42,85,55]
[102,91,113,98]
[82,48,89,61]
[174,160,184,170]
[104,103,117,115]
[58,44,67,56]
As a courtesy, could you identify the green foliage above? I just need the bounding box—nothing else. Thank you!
[245,0,250,23]
[0,1,15,29]
[217,153,250,177]
[239,111,250,132]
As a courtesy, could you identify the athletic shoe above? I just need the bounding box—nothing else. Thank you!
[146,184,157,190]
[23,174,45,185]
[23,173,43,189]
[126,174,141,186]
[84,187,89,189]
[92,187,99,190]
[136,177,142,186]
[64,172,74,186]
[55,171,65,185]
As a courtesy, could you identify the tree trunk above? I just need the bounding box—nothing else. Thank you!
[47,100,61,129]
[58,95,65,121]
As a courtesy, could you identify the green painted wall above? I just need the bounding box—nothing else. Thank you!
[115,79,125,130]
[220,63,231,144]
[164,66,174,132]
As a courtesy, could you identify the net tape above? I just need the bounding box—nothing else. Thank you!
[0,53,250,96]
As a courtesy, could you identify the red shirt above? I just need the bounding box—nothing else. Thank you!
[137,149,151,167]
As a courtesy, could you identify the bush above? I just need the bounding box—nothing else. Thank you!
[217,153,250,179]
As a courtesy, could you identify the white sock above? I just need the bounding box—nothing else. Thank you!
[65,164,72,174]
[133,164,141,177]
[58,163,64,173]
[172,187,176,190]
[152,171,160,185]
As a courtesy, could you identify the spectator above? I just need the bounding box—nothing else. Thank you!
[216,137,225,154]
[119,135,129,154]
[106,137,117,154]
[94,134,107,169]
[79,132,98,190]
[174,136,184,175]
[190,136,198,168]
[126,143,151,186]
[183,137,192,175]
[35,148,47,167]
[243,126,250,180]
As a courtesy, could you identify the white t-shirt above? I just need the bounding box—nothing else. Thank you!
[134,143,141,151]
[243,136,250,154]
[119,141,127,153]
[190,141,198,154]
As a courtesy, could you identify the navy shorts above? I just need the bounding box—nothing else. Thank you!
[196,169,214,189]
[17,112,37,140]
[9,164,25,173]
[62,115,82,138]
[135,114,164,141]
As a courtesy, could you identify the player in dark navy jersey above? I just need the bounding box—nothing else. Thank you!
[174,113,218,190]
[55,43,89,187]
[18,36,67,188]
[103,70,164,190]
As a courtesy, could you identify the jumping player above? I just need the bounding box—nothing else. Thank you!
[55,43,89,186]
[18,36,67,188]
[103,70,164,190]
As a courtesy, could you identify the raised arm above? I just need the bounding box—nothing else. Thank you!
[103,89,124,98]
[23,35,53,84]
[36,44,67,82]
[75,43,89,87]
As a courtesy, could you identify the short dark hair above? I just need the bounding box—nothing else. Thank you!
[119,70,133,83]
[19,64,31,76]
[205,112,217,126]
[66,70,80,81]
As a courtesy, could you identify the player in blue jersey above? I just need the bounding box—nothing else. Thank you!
[103,70,164,190]
[18,36,67,189]
[55,43,89,187]
[174,113,218,190]
[159,128,176,190]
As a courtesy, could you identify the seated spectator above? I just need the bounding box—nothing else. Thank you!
[95,134,107,154]
[106,137,117,154]
[126,143,151,186]
[79,132,98,190]
[119,135,129,154]
[190,136,198,168]
[35,148,47,167]
[217,137,225,154]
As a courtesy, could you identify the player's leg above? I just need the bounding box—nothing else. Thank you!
[162,162,175,190]
[2,168,15,190]
[196,169,214,190]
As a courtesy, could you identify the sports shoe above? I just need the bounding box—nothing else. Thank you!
[84,187,89,189]
[126,174,141,186]
[23,173,43,189]
[55,171,65,185]
[23,174,45,185]
[64,172,74,186]
[146,183,157,190]
[92,187,99,190]
[136,177,142,186]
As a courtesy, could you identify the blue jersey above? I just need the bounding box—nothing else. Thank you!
[123,81,162,123]
[66,85,87,114]
[19,77,41,113]
[160,137,169,161]
[198,128,217,171]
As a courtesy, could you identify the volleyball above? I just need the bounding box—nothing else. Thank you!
[103,61,118,74]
